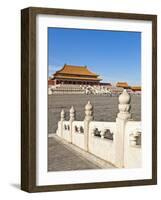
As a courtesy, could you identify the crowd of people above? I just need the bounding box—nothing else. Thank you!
[48,84,141,96]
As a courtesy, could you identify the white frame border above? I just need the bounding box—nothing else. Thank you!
[36,14,152,186]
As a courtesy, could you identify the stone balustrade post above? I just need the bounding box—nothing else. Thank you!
[69,106,75,143]
[115,89,131,168]
[84,101,93,151]
[61,109,65,121]
[60,109,65,137]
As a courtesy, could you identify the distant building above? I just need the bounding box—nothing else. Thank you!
[116,82,130,89]
[49,64,102,85]
[99,82,112,86]
[131,86,141,92]
[48,65,141,95]
[48,79,55,85]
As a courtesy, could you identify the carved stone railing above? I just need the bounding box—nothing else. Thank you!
[55,89,142,168]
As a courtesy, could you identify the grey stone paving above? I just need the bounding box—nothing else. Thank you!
[48,136,101,171]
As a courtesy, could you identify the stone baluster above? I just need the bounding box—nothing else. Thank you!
[60,109,65,137]
[117,89,131,120]
[84,101,94,121]
[60,109,65,121]
[69,106,75,121]
[84,101,93,151]
[69,106,75,143]
[115,89,131,168]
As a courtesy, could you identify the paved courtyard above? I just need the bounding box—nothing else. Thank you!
[48,134,115,171]
[48,136,100,171]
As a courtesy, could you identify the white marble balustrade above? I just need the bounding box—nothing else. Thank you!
[55,90,142,168]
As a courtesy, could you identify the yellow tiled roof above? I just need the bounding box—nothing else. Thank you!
[54,64,99,77]
[116,82,129,87]
[131,86,141,90]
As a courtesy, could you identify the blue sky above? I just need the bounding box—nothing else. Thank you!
[48,28,141,85]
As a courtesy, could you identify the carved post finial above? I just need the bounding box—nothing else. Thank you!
[117,89,131,120]
[60,109,65,121]
[69,106,75,121]
[84,101,93,121]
